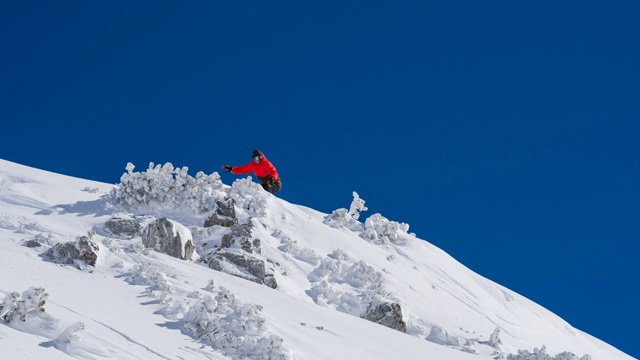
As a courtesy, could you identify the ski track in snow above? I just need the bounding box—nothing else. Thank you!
[49,301,173,360]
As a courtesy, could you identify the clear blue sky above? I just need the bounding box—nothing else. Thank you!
[2,1,638,357]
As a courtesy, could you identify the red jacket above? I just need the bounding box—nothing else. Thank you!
[231,153,279,181]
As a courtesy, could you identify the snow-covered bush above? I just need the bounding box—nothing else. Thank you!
[507,346,591,360]
[308,250,393,318]
[487,327,502,348]
[275,230,321,266]
[183,286,291,360]
[426,326,466,347]
[54,322,85,347]
[0,287,48,323]
[360,213,409,245]
[184,170,226,213]
[126,263,173,302]
[348,191,368,220]
[228,177,269,218]
[323,192,368,231]
[323,208,363,231]
[111,162,223,213]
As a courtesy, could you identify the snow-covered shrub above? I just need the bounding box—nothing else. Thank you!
[487,327,502,348]
[183,286,291,360]
[323,208,363,231]
[507,346,591,360]
[111,162,223,213]
[204,279,217,292]
[228,177,269,218]
[54,322,85,347]
[275,231,321,266]
[126,263,173,302]
[348,191,368,220]
[323,192,369,231]
[342,260,381,288]
[360,213,409,245]
[426,326,466,347]
[184,171,225,213]
[308,250,393,319]
[0,287,48,323]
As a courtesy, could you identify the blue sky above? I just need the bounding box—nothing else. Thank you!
[2,1,638,357]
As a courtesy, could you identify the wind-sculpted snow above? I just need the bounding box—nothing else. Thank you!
[126,263,174,303]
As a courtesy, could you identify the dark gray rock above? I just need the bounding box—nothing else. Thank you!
[362,302,407,333]
[264,274,278,289]
[142,218,194,260]
[46,236,100,267]
[207,250,275,288]
[204,198,237,227]
[25,239,42,248]
[220,223,253,251]
[221,233,235,248]
[104,217,142,238]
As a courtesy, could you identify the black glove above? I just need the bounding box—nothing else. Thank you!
[221,165,232,172]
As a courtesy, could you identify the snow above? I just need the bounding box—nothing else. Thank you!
[0,158,633,360]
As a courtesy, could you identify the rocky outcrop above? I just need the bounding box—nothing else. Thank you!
[204,198,237,228]
[142,218,194,260]
[208,250,277,289]
[220,223,261,254]
[46,235,100,267]
[104,216,142,238]
[362,302,407,333]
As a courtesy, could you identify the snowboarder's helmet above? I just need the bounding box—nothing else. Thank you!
[252,150,262,158]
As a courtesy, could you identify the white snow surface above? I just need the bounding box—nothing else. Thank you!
[0,158,633,360]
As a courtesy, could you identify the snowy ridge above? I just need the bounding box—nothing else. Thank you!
[0,158,633,360]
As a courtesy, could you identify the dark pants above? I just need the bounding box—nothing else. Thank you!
[261,177,282,194]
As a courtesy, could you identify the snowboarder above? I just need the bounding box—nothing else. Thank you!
[221,150,282,194]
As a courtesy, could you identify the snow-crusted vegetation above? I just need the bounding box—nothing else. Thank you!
[111,162,224,213]
[0,287,48,324]
[183,282,291,360]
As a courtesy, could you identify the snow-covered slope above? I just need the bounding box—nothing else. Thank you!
[0,158,632,360]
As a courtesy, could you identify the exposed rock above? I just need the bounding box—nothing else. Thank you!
[221,233,234,248]
[362,302,407,333]
[24,239,42,248]
[208,250,276,288]
[142,218,194,260]
[46,235,100,267]
[204,198,237,227]
[220,223,253,251]
[264,274,278,289]
[240,237,253,252]
[104,216,142,238]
